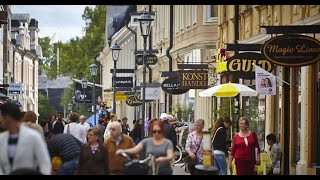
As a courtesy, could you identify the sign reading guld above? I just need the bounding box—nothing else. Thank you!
[227,52,273,79]
[178,70,208,89]
[261,35,320,67]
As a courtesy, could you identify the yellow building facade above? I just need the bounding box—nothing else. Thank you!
[217,5,320,175]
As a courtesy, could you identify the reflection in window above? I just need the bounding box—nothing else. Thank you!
[294,67,301,163]
[245,95,266,150]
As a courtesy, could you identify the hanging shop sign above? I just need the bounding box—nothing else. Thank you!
[177,70,208,89]
[136,54,158,65]
[226,52,273,79]
[261,35,320,67]
[126,92,142,106]
[161,77,190,95]
[112,77,133,87]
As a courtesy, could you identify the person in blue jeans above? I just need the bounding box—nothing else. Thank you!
[211,117,232,175]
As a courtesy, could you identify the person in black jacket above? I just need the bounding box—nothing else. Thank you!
[160,113,177,148]
[211,117,232,175]
[129,119,142,144]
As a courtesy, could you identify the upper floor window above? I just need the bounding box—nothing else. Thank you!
[206,5,218,22]
[0,26,3,43]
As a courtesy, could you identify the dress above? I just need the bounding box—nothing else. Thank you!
[230,131,260,175]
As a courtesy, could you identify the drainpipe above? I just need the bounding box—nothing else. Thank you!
[147,5,152,120]
[166,5,173,113]
[125,20,138,120]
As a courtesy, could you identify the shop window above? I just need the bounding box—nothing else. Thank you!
[293,67,301,163]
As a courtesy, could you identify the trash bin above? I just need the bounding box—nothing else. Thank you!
[195,165,218,175]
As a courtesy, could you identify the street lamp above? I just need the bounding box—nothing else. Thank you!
[110,43,121,115]
[68,103,73,112]
[138,12,154,139]
[89,63,98,126]
[81,77,88,116]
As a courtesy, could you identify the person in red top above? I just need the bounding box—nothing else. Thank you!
[228,117,260,175]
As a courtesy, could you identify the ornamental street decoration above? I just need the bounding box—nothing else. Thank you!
[261,35,320,67]
[136,54,158,65]
[126,92,142,106]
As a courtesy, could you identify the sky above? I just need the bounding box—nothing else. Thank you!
[11,5,92,43]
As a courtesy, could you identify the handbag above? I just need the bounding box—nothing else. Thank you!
[182,136,203,173]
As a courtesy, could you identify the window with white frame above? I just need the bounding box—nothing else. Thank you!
[180,5,184,31]
[192,5,197,24]
[186,5,191,28]
[0,26,3,43]
[206,5,218,22]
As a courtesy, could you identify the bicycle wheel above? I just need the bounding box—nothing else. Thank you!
[172,145,182,165]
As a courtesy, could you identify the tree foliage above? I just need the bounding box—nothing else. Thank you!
[40,5,106,81]
[38,93,56,121]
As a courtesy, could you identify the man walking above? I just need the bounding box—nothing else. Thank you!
[79,115,90,131]
[0,103,51,175]
[63,112,87,144]
[121,117,130,135]
[104,121,137,175]
[52,112,67,134]
[45,131,82,175]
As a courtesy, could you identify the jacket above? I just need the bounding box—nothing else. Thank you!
[0,125,51,175]
[77,143,109,175]
[104,134,138,174]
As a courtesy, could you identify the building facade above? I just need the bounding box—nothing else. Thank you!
[8,14,42,114]
[134,5,219,129]
[217,5,320,175]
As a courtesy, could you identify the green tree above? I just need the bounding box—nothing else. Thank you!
[38,93,56,121]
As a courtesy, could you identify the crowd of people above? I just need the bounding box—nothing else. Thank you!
[0,100,281,175]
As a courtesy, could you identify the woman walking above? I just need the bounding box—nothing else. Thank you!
[77,128,109,175]
[228,117,260,175]
[211,117,232,175]
[116,120,174,175]
[185,119,205,175]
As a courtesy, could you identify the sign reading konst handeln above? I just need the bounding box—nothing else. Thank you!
[177,70,208,89]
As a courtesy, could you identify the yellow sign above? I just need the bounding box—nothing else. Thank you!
[215,48,228,73]
[103,91,113,107]
[115,95,127,101]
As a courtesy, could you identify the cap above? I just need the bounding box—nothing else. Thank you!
[160,113,168,121]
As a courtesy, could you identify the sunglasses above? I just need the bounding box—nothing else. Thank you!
[152,130,162,134]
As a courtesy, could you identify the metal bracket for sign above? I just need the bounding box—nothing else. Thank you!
[135,50,159,55]
[260,25,320,34]
[177,64,208,69]
[226,43,263,51]
[139,83,161,87]
[110,69,135,73]
[160,71,177,77]
[115,87,133,92]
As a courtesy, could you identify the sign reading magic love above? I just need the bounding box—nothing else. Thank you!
[177,70,208,89]
[261,35,320,67]
[227,52,273,79]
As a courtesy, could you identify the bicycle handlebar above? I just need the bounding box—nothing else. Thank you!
[119,151,153,163]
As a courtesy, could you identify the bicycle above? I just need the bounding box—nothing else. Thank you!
[120,152,159,175]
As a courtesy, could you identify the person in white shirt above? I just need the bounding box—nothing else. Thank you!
[79,115,90,131]
[0,103,51,175]
[64,112,87,144]
[103,115,117,140]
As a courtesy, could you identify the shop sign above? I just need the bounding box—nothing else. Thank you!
[126,92,142,106]
[177,70,208,89]
[136,54,158,65]
[112,77,133,88]
[261,35,320,67]
[161,77,190,95]
[227,52,273,79]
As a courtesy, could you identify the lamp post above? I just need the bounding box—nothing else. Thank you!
[138,12,154,139]
[89,63,98,126]
[67,103,73,112]
[110,43,121,115]
[81,77,88,116]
